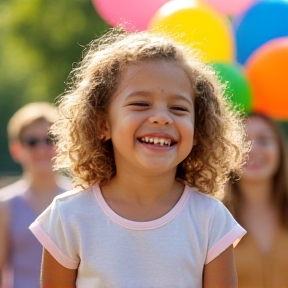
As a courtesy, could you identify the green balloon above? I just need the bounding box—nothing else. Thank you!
[212,62,252,114]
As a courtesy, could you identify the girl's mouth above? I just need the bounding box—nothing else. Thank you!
[137,137,176,147]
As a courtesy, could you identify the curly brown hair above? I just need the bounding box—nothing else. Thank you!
[51,28,249,195]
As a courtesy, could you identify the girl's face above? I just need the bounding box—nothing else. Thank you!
[105,60,196,175]
[242,116,280,182]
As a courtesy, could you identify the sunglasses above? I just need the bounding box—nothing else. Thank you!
[21,137,54,148]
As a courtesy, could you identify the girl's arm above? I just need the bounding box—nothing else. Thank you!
[41,249,77,288]
[203,245,238,288]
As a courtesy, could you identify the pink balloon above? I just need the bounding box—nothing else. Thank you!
[203,0,260,16]
[92,0,171,31]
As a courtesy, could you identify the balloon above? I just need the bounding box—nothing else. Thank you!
[91,0,171,31]
[148,0,234,63]
[203,0,259,16]
[245,37,288,120]
[234,0,288,64]
[212,63,252,114]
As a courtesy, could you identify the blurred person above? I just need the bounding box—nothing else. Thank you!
[0,102,71,288]
[223,112,288,287]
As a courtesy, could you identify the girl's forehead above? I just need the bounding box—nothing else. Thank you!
[110,59,195,104]
[119,59,191,82]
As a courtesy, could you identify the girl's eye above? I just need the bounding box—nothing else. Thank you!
[129,102,149,107]
[171,106,189,112]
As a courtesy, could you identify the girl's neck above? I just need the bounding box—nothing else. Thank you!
[104,168,181,204]
[101,169,184,222]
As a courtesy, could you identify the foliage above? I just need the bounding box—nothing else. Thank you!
[0,0,109,175]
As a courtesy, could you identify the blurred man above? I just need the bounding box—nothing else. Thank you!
[0,102,71,288]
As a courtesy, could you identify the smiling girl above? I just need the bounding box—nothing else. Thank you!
[29,28,249,287]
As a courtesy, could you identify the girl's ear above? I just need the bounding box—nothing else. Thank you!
[102,119,111,141]
[193,137,197,146]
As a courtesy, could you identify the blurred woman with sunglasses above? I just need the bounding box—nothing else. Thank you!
[0,102,71,288]
[223,112,288,287]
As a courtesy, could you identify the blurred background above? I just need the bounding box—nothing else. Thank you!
[0,0,109,181]
[0,0,287,183]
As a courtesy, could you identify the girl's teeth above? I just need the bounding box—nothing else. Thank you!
[140,137,172,146]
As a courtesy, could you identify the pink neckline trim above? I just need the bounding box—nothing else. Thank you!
[93,184,189,230]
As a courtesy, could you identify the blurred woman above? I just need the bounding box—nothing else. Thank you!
[223,112,288,287]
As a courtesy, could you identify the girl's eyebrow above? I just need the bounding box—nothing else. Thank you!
[126,91,193,105]
[126,90,150,98]
[170,94,193,105]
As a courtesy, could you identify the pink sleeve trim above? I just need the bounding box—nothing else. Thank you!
[205,224,246,264]
[29,220,79,269]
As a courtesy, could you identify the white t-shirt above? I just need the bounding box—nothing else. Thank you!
[29,184,246,287]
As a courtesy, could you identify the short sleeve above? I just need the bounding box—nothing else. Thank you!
[205,201,246,264]
[29,199,80,269]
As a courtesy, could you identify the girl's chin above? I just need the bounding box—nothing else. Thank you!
[138,161,177,174]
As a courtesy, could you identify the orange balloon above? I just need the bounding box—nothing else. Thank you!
[245,37,288,120]
[148,0,234,63]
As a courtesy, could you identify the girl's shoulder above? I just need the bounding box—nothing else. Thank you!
[53,185,96,209]
[184,186,232,222]
[185,186,246,252]
[185,186,222,208]
[38,185,102,226]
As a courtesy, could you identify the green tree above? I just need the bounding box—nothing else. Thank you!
[0,0,109,176]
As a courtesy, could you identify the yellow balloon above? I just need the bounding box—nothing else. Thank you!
[148,0,234,63]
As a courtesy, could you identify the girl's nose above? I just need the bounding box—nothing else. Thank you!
[149,112,173,125]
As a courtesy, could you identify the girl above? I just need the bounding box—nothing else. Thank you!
[29,29,249,287]
[223,113,288,287]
